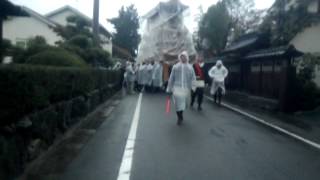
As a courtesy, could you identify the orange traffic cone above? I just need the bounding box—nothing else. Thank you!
[166,96,171,115]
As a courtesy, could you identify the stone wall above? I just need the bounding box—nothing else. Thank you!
[0,85,119,180]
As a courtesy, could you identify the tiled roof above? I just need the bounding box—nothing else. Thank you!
[224,33,260,53]
[46,5,112,38]
[21,6,57,27]
[245,45,303,59]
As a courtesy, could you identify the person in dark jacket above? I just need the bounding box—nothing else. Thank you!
[190,55,207,111]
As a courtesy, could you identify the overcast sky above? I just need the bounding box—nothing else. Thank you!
[9,0,275,32]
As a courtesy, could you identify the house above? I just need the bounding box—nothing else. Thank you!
[0,0,29,62]
[3,5,113,55]
[212,0,320,112]
[216,32,303,111]
[45,5,112,55]
[3,6,61,48]
[287,0,320,86]
[290,21,320,86]
[268,0,320,55]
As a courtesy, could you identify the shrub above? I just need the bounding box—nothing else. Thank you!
[27,36,47,47]
[12,36,50,64]
[26,48,87,67]
[0,65,121,125]
[60,44,87,59]
[286,54,320,112]
[60,44,113,68]
[85,48,113,67]
[2,39,12,50]
[68,35,93,49]
[1,39,12,56]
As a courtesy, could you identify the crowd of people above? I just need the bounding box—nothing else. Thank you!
[122,51,229,125]
[123,60,164,94]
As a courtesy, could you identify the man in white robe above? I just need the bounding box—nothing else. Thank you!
[208,60,229,104]
[138,62,148,92]
[167,51,196,125]
[146,61,154,92]
[152,61,163,92]
[125,62,135,94]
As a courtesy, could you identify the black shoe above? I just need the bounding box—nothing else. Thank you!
[177,118,182,126]
[198,106,202,111]
[177,111,183,125]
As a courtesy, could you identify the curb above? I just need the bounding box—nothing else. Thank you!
[205,96,320,150]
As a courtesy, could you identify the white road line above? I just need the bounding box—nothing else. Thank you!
[117,93,143,180]
[205,96,320,150]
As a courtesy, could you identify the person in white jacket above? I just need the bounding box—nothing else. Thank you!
[167,51,196,125]
[208,60,228,104]
[152,61,163,92]
[138,62,147,92]
[146,61,154,92]
[125,61,135,94]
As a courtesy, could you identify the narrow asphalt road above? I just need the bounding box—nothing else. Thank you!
[60,93,320,180]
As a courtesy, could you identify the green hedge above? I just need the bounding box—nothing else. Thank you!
[26,48,87,67]
[0,65,121,125]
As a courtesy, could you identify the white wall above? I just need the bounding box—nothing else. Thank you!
[308,0,319,13]
[291,23,320,87]
[100,34,112,55]
[290,24,320,54]
[3,17,61,46]
[102,43,112,55]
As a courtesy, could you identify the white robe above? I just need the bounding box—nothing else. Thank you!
[138,65,148,85]
[152,63,163,88]
[208,66,228,95]
[125,65,135,82]
[167,63,196,111]
[146,64,154,86]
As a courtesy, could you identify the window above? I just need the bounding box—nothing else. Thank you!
[251,62,261,72]
[15,38,27,49]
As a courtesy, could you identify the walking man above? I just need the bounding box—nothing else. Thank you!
[138,62,147,92]
[191,55,206,110]
[152,61,163,93]
[125,61,135,94]
[208,60,228,104]
[146,61,154,93]
[167,51,196,125]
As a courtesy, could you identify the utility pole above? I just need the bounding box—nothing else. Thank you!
[93,0,100,67]
[278,0,286,45]
[93,0,100,45]
[0,17,3,62]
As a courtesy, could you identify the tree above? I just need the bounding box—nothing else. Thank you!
[53,15,112,67]
[194,6,205,51]
[108,5,140,57]
[12,36,50,63]
[259,0,319,46]
[27,35,47,47]
[54,15,92,41]
[224,0,266,39]
[198,1,231,54]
